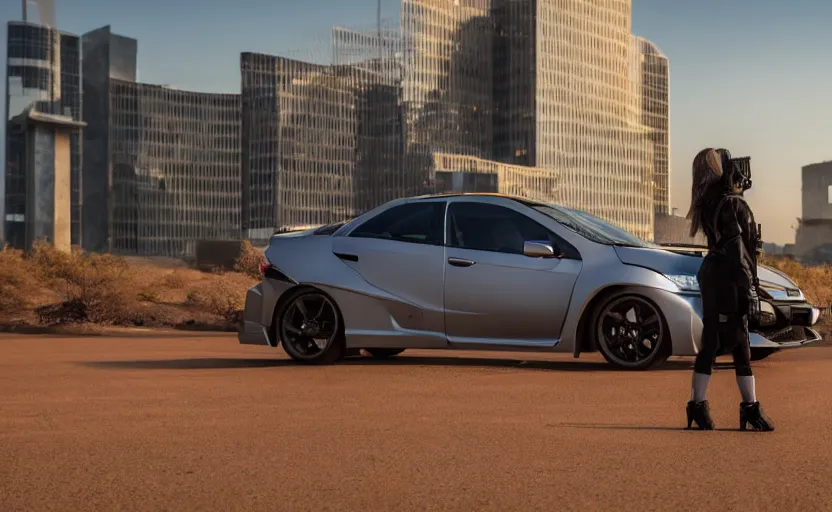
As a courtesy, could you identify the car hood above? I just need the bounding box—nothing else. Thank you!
[612,246,799,291]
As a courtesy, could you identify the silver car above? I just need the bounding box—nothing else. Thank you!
[238,193,822,370]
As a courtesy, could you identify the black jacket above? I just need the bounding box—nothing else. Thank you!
[699,192,759,299]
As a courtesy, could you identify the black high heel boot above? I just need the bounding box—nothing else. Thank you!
[739,401,775,431]
[686,400,715,430]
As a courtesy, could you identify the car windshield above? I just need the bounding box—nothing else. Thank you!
[531,203,654,248]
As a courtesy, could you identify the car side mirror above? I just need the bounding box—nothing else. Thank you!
[524,241,560,258]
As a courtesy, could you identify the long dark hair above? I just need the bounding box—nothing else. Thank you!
[686,148,723,237]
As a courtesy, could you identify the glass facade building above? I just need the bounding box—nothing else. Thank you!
[107,81,241,257]
[83,26,241,258]
[1,0,669,256]
[81,25,138,252]
[632,35,670,216]
[241,52,408,242]
[397,0,659,240]
[4,21,82,247]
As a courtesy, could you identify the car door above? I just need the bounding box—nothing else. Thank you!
[331,200,448,337]
[443,200,582,347]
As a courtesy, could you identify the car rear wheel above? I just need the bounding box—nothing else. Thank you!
[365,348,405,359]
[592,293,671,370]
[277,288,345,364]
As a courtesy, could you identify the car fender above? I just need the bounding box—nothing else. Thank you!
[559,262,699,356]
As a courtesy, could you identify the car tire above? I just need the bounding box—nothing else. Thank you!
[592,292,671,371]
[276,287,346,365]
[750,348,780,361]
[365,348,405,359]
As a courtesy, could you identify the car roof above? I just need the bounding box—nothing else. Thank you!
[410,192,544,205]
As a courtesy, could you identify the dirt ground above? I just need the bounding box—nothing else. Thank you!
[1,333,831,511]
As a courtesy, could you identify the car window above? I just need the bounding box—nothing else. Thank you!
[448,202,563,255]
[348,202,445,245]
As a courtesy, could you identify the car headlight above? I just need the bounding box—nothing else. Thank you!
[664,274,700,292]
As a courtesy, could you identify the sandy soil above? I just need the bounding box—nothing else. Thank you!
[1,333,831,511]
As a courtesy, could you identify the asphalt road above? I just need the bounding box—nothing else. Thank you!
[2,333,831,511]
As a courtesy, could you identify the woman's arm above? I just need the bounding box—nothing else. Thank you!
[716,197,755,293]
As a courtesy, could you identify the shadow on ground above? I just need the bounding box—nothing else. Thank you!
[83,358,292,370]
[79,355,745,373]
[549,423,746,432]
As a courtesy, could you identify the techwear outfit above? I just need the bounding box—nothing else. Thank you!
[685,190,774,431]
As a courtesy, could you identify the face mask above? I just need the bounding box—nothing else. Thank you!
[716,148,752,192]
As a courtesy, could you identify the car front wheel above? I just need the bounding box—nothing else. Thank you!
[276,288,345,364]
[592,293,671,370]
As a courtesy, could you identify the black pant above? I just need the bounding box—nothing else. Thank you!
[694,260,753,376]
[694,314,753,376]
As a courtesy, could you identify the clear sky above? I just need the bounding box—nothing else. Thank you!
[1,0,829,244]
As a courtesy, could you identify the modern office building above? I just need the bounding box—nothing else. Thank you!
[394,0,657,240]
[81,25,138,251]
[83,26,241,258]
[400,0,495,164]
[4,19,82,247]
[240,52,408,242]
[633,35,670,217]
[107,81,241,257]
[508,0,654,239]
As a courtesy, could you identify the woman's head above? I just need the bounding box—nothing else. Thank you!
[686,148,724,237]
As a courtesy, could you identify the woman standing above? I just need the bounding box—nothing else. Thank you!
[684,148,774,431]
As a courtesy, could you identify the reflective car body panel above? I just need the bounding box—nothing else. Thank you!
[239,193,822,360]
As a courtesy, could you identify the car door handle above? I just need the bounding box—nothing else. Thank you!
[448,257,475,267]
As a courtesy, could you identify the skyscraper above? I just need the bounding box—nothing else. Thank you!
[4,19,82,247]
[81,25,138,251]
[398,0,658,240]
[632,35,670,216]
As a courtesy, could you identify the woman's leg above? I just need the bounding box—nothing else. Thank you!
[728,315,756,403]
[691,316,719,402]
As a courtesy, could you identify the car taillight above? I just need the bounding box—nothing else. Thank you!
[259,259,272,277]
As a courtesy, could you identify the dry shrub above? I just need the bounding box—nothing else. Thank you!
[162,271,186,289]
[29,242,137,325]
[760,254,832,308]
[233,240,263,280]
[0,245,37,318]
[186,280,245,324]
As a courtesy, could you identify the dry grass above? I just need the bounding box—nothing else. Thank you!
[0,242,259,331]
[2,242,829,335]
[760,254,832,309]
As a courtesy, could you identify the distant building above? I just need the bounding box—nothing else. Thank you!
[107,81,241,257]
[4,20,82,247]
[6,107,84,252]
[794,160,832,260]
[653,213,706,246]
[83,26,241,258]
[240,52,407,243]
[81,25,139,252]
[632,35,670,217]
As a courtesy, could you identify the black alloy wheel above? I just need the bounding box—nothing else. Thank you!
[278,288,345,364]
[594,294,670,370]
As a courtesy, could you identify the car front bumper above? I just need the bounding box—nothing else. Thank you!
[678,295,824,354]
